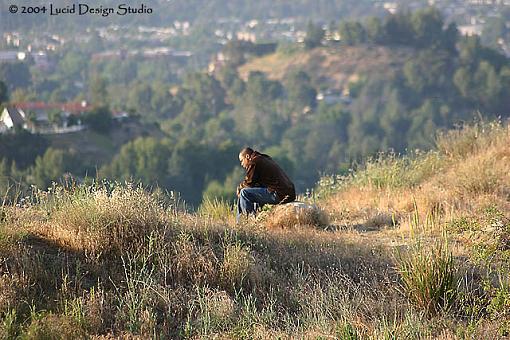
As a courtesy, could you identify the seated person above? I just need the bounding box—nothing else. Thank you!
[237,147,296,220]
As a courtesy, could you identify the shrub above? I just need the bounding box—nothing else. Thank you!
[396,240,458,316]
[171,231,218,286]
[82,106,112,134]
[436,121,508,159]
[48,182,170,257]
[198,197,235,223]
[261,203,329,229]
[220,242,255,290]
[21,313,85,340]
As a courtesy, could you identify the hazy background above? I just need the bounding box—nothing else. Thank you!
[0,0,509,206]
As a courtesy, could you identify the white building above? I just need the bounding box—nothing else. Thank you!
[0,107,27,132]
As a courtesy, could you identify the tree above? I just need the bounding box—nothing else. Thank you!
[48,109,63,127]
[383,12,414,46]
[167,139,209,205]
[151,82,181,119]
[498,66,510,116]
[403,49,451,96]
[222,40,247,67]
[453,66,475,100]
[380,88,410,151]
[442,23,459,54]
[31,148,68,189]
[0,80,8,104]
[366,17,385,44]
[182,73,226,116]
[0,62,31,90]
[0,130,48,168]
[410,7,444,48]
[481,17,507,49]
[103,137,170,185]
[0,158,9,196]
[128,81,154,116]
[304,22,325,50]
[338,21,367,45]
[58,51,88,81]
[285,70,317,111]
[88,75,109,107]
[408,100,443,149]
[218,66,245,99]
[473,61,502,111]
[82,106,113,133]
[245,71,283,104]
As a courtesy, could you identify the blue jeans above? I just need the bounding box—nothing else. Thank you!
[237,187,279,221]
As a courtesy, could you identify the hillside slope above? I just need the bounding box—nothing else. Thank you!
[238,45,416,90]
[0,122,508,338]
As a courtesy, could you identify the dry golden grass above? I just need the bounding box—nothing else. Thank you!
[0,122,509,338]
[260,203,329,229]
[220,242,258,289]
[22,314,86,340]
[33,184,172,257]
[171,231,218,285]
[238,45,415,90]
[324,122,510,237]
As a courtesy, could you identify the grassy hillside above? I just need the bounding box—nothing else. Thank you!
[238,45,416,90]
[0,121,508,338]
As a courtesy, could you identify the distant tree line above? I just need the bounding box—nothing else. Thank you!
[1,8,510,206]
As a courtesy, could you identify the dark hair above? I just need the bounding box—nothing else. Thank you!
[239,147,254,157]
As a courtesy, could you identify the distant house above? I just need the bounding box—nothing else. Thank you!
[1,101,92,134]
[383,2,398,14]
[0,51,27,63]
[112,111,129,121]
[458,24,483,36]
[316,90,351,105]
[0,107,26,132]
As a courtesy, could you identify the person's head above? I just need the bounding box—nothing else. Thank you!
[239,147,254,169]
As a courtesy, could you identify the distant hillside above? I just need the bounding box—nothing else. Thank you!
[45,119,165,168]
[238,45,417,91]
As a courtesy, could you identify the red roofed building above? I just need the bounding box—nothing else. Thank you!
[12,101,92,114]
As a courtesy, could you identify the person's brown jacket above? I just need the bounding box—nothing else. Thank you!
[239,151,296,203]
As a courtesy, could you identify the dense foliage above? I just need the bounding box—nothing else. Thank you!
[1,9,510,206]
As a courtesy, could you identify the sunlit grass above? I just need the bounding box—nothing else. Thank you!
[0,121,508,338]
[396,239,458,316]
[197,197,235,223]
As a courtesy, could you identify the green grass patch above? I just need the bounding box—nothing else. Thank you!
[396,239,458,316]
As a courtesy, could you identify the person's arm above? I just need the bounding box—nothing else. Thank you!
[241,162,257,187]
[237,162,259,196]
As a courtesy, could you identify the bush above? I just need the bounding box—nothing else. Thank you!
[47,182,170,256]
[436,121,508,159]
[82,106,112,134]
[198,197,235,223]
[396,240,458,316]
[261,203,329,229]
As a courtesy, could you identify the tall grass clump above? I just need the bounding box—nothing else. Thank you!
[46,182,171,256]
[351,151,446,190]
[436,120,509,159]
[396,239,458,316]
[198,197,235,223]
[220,241,258,290]
[316,150,444,199]
[183,286,235,337]
[261,203,329,229]
[317,121,508,199]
